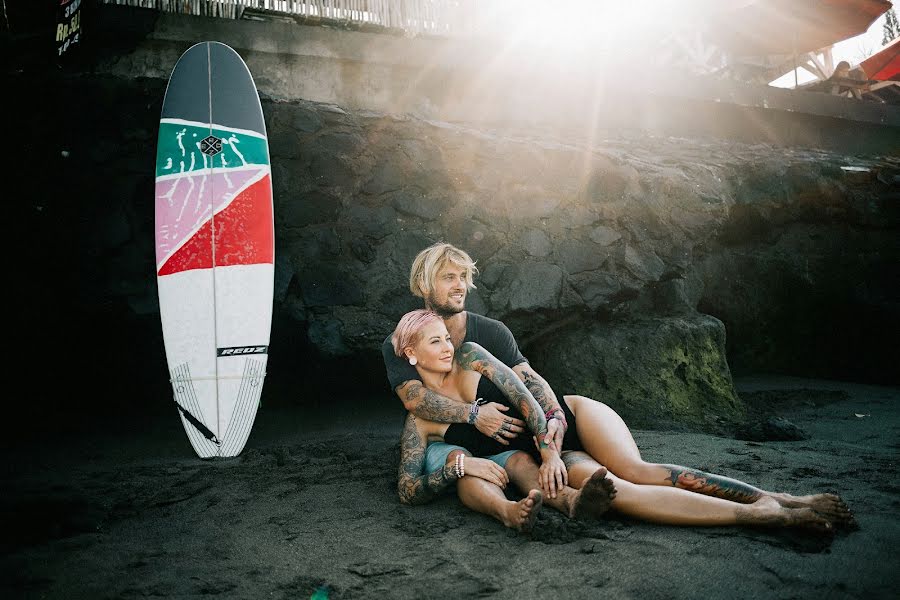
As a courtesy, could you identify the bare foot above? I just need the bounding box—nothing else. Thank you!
[742,496,834,535]
[572,467,617,520]
[501,489,543,532]
[771,492,856,528]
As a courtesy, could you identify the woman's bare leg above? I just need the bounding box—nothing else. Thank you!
[564,395,853,525]
[503,451,616,519]
[449,451,542,532]
[563,450,832,532]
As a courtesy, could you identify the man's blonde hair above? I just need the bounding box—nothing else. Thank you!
[409,242,479,298]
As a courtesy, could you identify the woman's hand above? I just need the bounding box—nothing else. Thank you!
[546,417,565,452]
[474,402,525,445]
[464,456,510,490]
[536,443,568,499]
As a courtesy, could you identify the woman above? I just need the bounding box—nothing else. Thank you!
[394,310,616,532]
[394,309,853,533]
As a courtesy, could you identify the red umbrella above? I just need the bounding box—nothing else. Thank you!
[700,0,893,56]
[860,37,900,80]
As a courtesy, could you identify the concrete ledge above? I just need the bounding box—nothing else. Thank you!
[90,5,900,155]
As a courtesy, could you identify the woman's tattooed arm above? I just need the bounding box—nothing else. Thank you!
[398,380,469,424]
[455,342,549,442]
[397,414,457,505]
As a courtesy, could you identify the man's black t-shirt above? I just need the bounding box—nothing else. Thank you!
[381,312,528,392]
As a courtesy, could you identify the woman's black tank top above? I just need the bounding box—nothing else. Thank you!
[442,377,540,460]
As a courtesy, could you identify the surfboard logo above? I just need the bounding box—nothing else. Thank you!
[217,345,269,356]
[200,134,223,156]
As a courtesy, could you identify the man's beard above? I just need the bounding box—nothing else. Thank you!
[426,292,464,317]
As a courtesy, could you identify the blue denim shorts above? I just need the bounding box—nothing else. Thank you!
[424,442,520,475]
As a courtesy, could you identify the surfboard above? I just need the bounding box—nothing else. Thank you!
[155,41,274,459]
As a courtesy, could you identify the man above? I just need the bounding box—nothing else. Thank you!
[381,242,570,493]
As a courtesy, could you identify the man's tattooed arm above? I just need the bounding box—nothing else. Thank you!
[663,465,763,503]
[397,380,469,424]
[516,367,562,416]
[397,414,458,505]
[517,366,567,450]
[456,342,549,441]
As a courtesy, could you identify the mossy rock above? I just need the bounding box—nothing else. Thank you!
[528,314,745,433]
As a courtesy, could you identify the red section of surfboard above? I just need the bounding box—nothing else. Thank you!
[158,175,273,276]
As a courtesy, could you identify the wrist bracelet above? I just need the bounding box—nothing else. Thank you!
[468,400,480,424]
[545,408,568,430]
[454,453,466,479]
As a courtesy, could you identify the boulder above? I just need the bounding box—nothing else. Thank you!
[528,315,744,432]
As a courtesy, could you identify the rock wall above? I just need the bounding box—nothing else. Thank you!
[264,97,899,384]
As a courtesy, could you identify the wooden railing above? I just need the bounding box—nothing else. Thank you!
[99,0,477,36]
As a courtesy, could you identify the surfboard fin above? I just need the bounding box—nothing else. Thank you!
[175,402,221,445]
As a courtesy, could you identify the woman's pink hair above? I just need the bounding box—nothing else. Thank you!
[392,309,443,357]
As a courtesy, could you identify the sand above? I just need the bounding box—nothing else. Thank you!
[2,375,898,599]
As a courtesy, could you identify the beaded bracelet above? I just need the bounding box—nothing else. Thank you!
[453,453,466,479]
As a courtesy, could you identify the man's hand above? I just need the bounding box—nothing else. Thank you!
[474,402,525,445]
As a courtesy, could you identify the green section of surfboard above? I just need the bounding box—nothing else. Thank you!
[155,121,270,178]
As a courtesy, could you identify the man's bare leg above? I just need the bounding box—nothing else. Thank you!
[565,395,854,526]
[605,472,833,533]
[764,492,854,524]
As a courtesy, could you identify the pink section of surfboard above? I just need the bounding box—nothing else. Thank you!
[155,166,265,269]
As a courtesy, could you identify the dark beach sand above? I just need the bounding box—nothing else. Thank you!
[2,375,898,599]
